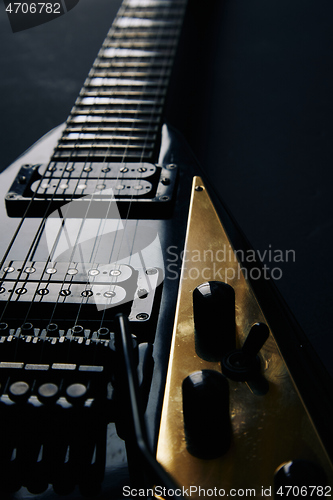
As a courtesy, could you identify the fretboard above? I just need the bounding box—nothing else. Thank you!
[52,0,188,163]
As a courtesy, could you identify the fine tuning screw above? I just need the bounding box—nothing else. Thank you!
[193,281,236,361]
[182,370,232,459]
[222,322,269,382]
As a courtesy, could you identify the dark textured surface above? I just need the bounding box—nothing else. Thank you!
[167,0,333,376]
[0,0,332,379]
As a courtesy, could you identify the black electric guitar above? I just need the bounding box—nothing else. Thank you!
[1,0,332,498]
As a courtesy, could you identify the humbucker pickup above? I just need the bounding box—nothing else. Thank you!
[0,261,162,340]
[5,162,177,218]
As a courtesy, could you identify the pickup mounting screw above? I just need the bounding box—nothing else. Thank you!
[136,313,149,321]
[146,268,157,275]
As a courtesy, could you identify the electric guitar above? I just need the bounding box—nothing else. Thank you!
[0,0,332,498]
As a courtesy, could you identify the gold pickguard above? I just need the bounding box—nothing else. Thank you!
[156,177,332,496]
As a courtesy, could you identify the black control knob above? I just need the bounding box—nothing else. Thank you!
[182,370,231,459]
[222,322,269,381]
[193,281,235,361]
[274,460,327,495]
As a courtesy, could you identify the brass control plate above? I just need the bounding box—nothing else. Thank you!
[156,177,332,496]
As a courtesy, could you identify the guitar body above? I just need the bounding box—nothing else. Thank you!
[0,0,332,498]
[0,119,196,497]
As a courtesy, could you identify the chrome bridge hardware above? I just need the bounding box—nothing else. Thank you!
[0,330,144,496]
[5,162,178,218]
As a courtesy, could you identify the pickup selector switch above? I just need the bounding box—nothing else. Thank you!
[193,281,235,361]
[182,370,231,459]
[222,322,269,381]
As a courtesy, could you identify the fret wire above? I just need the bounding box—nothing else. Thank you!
[112,29,179,38]
[68,109,163,116]
[65,132,158,142]
[89,69,172,77]
[68,115,160,124]
[85,78,169,87]
[103,39,177,48]
[80,91,167,98]
[66,126,159,133]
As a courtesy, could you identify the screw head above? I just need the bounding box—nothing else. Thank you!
[138,288,148,299]
[146,268,157,275]
[136,313,149,321]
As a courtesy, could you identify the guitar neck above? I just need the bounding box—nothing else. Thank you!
[52,0,187,163]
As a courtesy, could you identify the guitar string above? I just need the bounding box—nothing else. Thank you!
[96,0,187,330]
[0,0,184,332]
[72,1,182,335]
[50,0,185,369]
[91,0,188,329]
[34,1,138,359]
[11,1,137,362]
[5,1,157,371]
[52,0,184,332]
[0,1,186,473]
[16,0,175,363]
[0,3,184,296]
[0,4,132,349]
[0,1,185,366]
